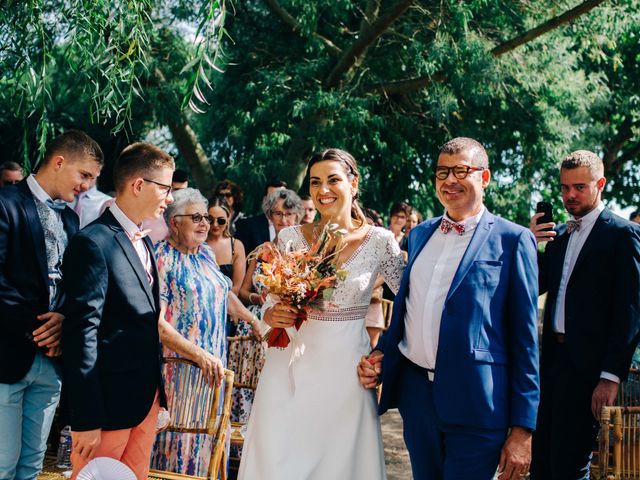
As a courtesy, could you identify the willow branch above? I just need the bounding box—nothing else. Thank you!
[262,0,341,56]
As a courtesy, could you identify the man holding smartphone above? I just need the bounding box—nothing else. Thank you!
[529,150,640,479]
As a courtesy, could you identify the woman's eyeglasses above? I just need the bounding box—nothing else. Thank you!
[173,213,214,224]
[219,190,233,198]
[271,211,297,220]
[211,217,227,226]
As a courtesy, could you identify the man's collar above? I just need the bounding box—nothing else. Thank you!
[26,174,53,204]
[110,201,143,238]
[443,206,485,233]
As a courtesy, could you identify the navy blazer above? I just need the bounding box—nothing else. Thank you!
[378,210,540,430]
[538,207,640,383]
[62,209,166,431]
[0,180,79,383]
[234,213,270,256]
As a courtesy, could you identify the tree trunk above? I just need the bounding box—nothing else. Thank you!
[166,116,216,194]
[281,112,328,190]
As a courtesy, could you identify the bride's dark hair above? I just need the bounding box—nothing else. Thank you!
[305,148,367,226]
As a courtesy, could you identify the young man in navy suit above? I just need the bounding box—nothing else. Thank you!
[359,137,540,480]
[0,130,103,480]
[530,151,640,479]
[62,142,174,480]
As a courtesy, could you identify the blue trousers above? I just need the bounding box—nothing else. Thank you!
[0,353,61,480]
[397,359,507,480]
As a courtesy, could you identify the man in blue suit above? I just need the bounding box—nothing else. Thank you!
[0,130,103,480]
[359,137,540,480]
[529,150,640,479]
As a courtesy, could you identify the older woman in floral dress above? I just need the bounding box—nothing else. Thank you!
[149,188,260,477]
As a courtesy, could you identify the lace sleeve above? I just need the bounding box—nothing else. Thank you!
[377,228,405,294]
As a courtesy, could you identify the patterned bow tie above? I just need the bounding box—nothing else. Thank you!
[566,219,582,234]
[440,218,465,235]
[131,229,152,241]
[45,199,67,211]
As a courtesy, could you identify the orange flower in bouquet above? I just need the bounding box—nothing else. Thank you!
[252,224,348,348]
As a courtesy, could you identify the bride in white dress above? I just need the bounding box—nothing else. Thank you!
[238,149,405,480]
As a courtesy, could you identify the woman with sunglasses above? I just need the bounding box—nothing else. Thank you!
[206,195,246,295]
[213,179,245,235]
[150,188,260,477]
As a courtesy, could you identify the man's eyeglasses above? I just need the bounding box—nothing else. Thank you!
[434,165,484,180]
[173,213,214,224]
[143,178,173,197]
[271,211,297,220]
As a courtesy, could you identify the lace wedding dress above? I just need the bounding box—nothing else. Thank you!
[237,225,404,480]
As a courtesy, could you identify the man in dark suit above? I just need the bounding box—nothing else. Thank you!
[358,137,540,480]
[62,143,174,479]
[530,150,640,479]
[0,130,103,480]
[234,179,286,255]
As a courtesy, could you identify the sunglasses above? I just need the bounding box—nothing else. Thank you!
[211,216,227,226]
[219,191,233,198]
[173,213,214,224]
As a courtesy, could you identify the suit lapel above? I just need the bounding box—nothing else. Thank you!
[445,210,494,302]
[572,208,610,274]
[114,228,156,311]
[60,207,79,237]
[144,236,160,312]
[17,182,48,289]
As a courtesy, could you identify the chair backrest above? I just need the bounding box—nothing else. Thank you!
[598,406,640,479]
[227,335,264,390]
[381,299,394,330]
[162,357,234,435]
[618,369,640,407]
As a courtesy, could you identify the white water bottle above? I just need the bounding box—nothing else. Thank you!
[56,425,72,469]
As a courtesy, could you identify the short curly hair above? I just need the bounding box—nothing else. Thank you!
[561,150,604,178]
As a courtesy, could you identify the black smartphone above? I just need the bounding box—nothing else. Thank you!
[536,202,554,231]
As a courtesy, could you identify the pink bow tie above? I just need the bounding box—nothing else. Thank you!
[131,229,152,241]
[440,218,465,235]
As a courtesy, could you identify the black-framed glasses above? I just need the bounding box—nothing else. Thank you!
[434,165,484,180]
[173,213,214,224]
[143,178,173,197]
[219,190,233,198]
[211,216,227,226]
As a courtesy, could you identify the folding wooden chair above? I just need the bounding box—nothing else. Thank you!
[148,358,234,480]
[226,336,265,472]
[597,405,640,479]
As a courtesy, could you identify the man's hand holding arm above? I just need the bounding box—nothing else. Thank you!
[357,350,383,389]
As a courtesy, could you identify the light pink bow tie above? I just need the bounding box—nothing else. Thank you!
[131,229,152,241]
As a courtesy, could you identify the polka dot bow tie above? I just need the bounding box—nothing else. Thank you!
[566,219,582,234]
[440,218,465,235]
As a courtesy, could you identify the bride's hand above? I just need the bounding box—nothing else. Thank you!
[263,303,299,329]
[357,350,384,389]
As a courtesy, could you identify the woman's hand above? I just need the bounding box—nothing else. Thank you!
[196,348,224,386]
[263,303,299,329]
[248,315,264,341]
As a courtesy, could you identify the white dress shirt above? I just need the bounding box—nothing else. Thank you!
[110,203,154,286]
[552,202,616,382]
[399,208,485,375]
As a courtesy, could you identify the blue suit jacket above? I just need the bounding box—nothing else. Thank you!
[378,210,540,430]
[0,180,79,383]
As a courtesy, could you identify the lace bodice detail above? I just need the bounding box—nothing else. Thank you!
[277,226,405,316]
